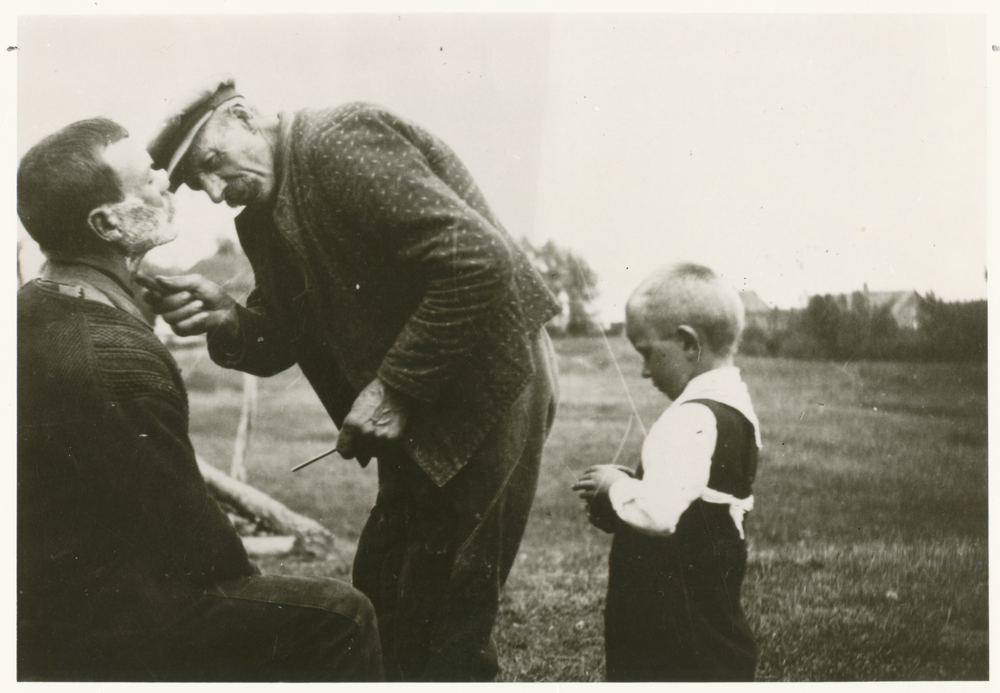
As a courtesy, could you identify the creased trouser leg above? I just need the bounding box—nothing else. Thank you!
[152,574,383,682]
[20,574,384,682]
[353,329,558,681]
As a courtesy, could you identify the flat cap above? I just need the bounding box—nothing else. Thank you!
[148,78,242,191]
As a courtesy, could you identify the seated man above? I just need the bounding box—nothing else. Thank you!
[16,118,383,682]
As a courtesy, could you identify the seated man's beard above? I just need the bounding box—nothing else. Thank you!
[112,195,178,256]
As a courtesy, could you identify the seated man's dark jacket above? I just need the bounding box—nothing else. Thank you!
[210,103,561,486]
[18,278,256,640]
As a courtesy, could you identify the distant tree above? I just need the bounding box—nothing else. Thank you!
[520,238,600,336]
[919,294,987,362]
[801,294,842,358]
[779,289,986,364]
[834,291,900,361]
[739,323,779,357]
[834,291,867,359]
[867,304,902,360]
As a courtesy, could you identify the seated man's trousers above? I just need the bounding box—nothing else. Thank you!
[19,573,383,682]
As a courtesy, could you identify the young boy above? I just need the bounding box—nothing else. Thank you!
[573,263,761,682]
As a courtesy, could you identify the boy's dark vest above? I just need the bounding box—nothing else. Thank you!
[667,399,757,498]
[610,399,758,568]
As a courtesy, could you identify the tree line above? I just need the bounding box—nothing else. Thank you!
[517,237,985,363]
[739,292,986,363]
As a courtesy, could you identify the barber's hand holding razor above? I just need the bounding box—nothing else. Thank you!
[336,378,410,465]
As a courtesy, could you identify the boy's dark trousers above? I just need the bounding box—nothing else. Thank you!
[604,501,757,682]
[601,397,758,681]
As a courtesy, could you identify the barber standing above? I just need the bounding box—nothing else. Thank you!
[144,79,560,681]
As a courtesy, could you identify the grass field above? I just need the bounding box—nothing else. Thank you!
[176,336,988,682]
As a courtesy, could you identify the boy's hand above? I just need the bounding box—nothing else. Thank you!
[587,499,618,534]
[573,464,632,503]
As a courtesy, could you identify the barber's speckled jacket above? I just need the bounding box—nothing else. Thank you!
[209,103,560,486]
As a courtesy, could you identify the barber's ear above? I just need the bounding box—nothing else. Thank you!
[677,325,701,359]
[87,206,122,244]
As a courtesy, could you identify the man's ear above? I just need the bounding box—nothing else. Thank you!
[677,325,702,361]
[87,205,122,244]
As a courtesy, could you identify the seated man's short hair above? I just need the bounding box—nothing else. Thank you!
[18,118,130,256]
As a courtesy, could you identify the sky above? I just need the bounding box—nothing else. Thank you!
[8,2,995,323]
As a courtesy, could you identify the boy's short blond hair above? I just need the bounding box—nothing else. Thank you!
[627,263,745,356]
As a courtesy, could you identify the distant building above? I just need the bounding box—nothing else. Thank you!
[740,290,791,333]
[847,289,925,330]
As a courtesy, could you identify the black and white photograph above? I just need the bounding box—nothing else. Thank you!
[10,1,992,683]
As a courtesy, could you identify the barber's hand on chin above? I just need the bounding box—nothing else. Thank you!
[337,378,410,466]
[137,274,238,337]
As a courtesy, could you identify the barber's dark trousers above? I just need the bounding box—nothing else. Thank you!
[353,330,558,681]
[19,574,384,682]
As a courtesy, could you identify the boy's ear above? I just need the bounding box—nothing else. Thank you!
[677,325,702,360]
[87,205,122,244]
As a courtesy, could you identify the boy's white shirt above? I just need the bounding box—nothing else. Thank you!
[607,366,762,537]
